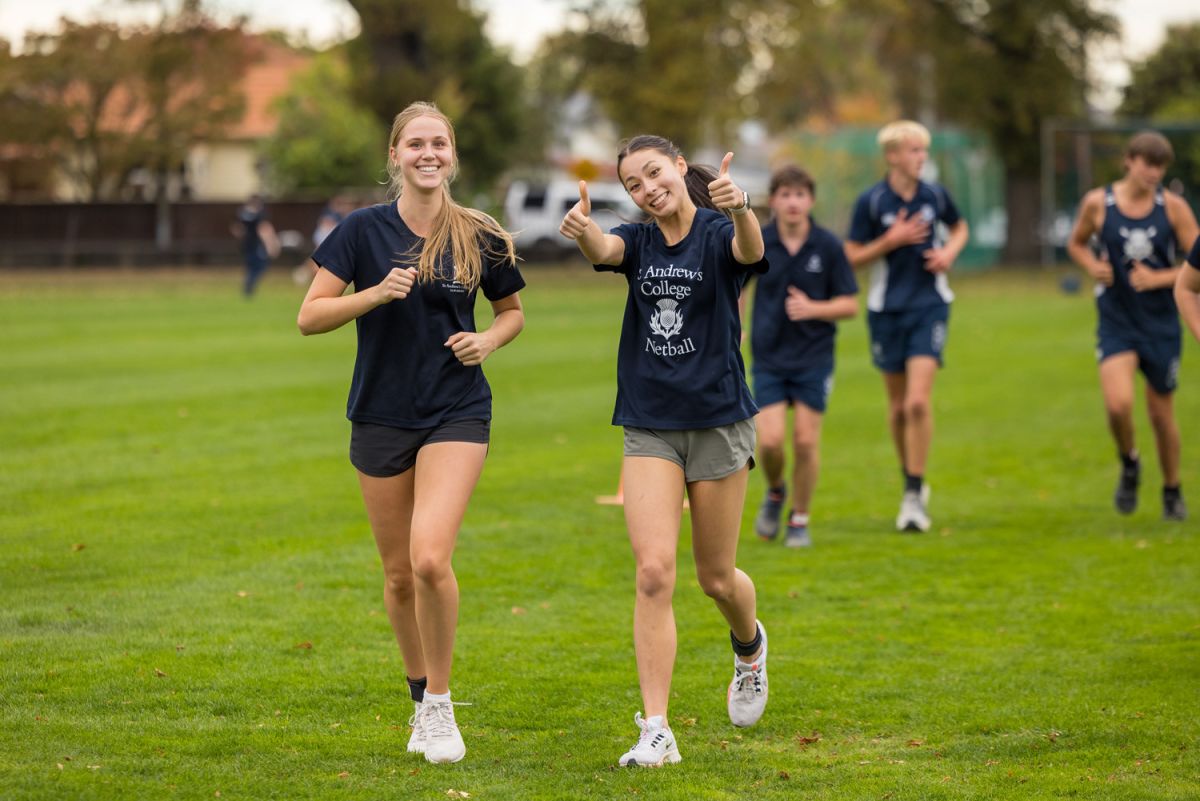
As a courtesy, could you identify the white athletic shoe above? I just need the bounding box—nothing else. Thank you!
[420,700,466,764]
[895,484,931,533]
[406,701,425,754]
[618,713,682,767]
[727,620,768,727]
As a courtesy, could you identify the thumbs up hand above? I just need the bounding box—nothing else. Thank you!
[707,152,747,212]
[559,180,593,240]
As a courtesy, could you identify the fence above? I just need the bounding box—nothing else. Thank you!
[0,201,330,267]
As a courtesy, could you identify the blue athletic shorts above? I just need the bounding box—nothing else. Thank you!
[1096,331,1181,395]
[752,365,834,413]
[868,305,950,373]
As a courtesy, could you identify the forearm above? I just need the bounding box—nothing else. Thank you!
[481,307,525,350]
[944,221,969,260]
[298,287,380,335]
[731,209,765,263]
[1175,266,1200,341]
[845,236,893,267]
[575,222,623,266]
[1066,241,1103,273]
[812,295,859,321]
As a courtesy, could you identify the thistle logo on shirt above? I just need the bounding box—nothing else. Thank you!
[649,299,684,340]
[1119,226,1157,263]
[805,255,823,273]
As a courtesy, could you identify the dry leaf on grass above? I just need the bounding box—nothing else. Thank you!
[446,790,471,799]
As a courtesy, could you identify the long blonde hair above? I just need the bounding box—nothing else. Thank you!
[386,101,516,290]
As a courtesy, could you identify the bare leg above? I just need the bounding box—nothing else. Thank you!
[408,441,488,695]
[1145,384,1180,487]
[790,404,824,516]
[623,456,685,721]
[358,469,425,680]
[882,371,908,474]
[900,356,939,477]
[755,403,788,491]
[1098,352,1138,456]
[689,465,759,662]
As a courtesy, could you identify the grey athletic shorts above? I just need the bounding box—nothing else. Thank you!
[623,418,756,482]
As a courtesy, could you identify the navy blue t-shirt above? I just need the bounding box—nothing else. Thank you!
[1189,235,1200,268]
[848,178,960,313]
[597,207,767,429]
[1096,186,1180,341]
[238,206,267,256]
[751,221,858,374]
[312,202,525,428]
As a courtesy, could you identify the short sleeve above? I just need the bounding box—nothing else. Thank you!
[1187,236,1200,268]
[936,185,961,227]
[312,209,362,284]
[480,253,526,301]
[826,236,858,296]
[597,223,641,275]
[847,194,874,244]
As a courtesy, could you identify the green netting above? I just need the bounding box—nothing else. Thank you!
[775,128,1005,269]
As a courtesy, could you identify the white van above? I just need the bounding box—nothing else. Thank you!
[504,179,643,261]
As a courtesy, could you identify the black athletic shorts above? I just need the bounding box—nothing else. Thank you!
[350,418,490,477]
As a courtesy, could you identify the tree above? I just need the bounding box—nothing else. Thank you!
[872,0,1118,263]
[1120,22,1200,121]
[0,20,145,200]
[260,52,386,195]
[341,0,529,199]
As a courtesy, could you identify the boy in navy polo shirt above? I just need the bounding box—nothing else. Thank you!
[748,166,858,547]
[1178,236,1200,344]
[845,120,969,533]
[1068,131,1198,521]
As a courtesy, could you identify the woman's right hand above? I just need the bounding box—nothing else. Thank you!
[559,181,592,240]
[374,266,417,304]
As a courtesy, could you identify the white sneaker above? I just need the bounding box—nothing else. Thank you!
[895,485,931,532]
[618,713,682,767]
[727,621,768,727]
[406,701,425,754]
[420,699,466,764]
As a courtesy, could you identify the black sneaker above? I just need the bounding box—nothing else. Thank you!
[1163,492,1187,522]
[754,488,786,540]
[1114,460,1139,515]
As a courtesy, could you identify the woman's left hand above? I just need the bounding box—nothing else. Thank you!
[707,152,744,211]
[445,331,496,366]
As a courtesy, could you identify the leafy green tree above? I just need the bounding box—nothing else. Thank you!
[341,0,528,198]
[872,0,1118,263]
[0,20,144,200]
[260,52,386,195]
[1120,22,1200,121]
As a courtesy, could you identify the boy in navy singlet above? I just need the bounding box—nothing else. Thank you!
[748,166,858,547]
[1068,131,1198,521]
[845,121,969,533]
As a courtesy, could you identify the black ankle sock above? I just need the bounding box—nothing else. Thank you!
[767,485,785,500]
[406,676,427,703]
[1120,451,1140,470]
[730,625,762,657]
[904,473,924,494]
[1164,484,1181,500]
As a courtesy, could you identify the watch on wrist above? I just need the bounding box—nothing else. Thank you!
[730,190,750,215]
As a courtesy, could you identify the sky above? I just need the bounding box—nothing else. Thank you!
[0,0,1197,109]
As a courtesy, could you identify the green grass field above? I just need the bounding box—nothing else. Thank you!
[1,266,1197,800]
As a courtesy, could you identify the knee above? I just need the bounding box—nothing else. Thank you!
[904,397,930,423]
[696,570,736,603]
[1105,397,1134,420]
[757,426,784,453]
[410,553,452,587]
[792,431,819,460]
[382,566,416,603]
[635,562,675,599]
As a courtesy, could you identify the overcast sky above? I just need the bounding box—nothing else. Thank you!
[1,0,1196,109]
